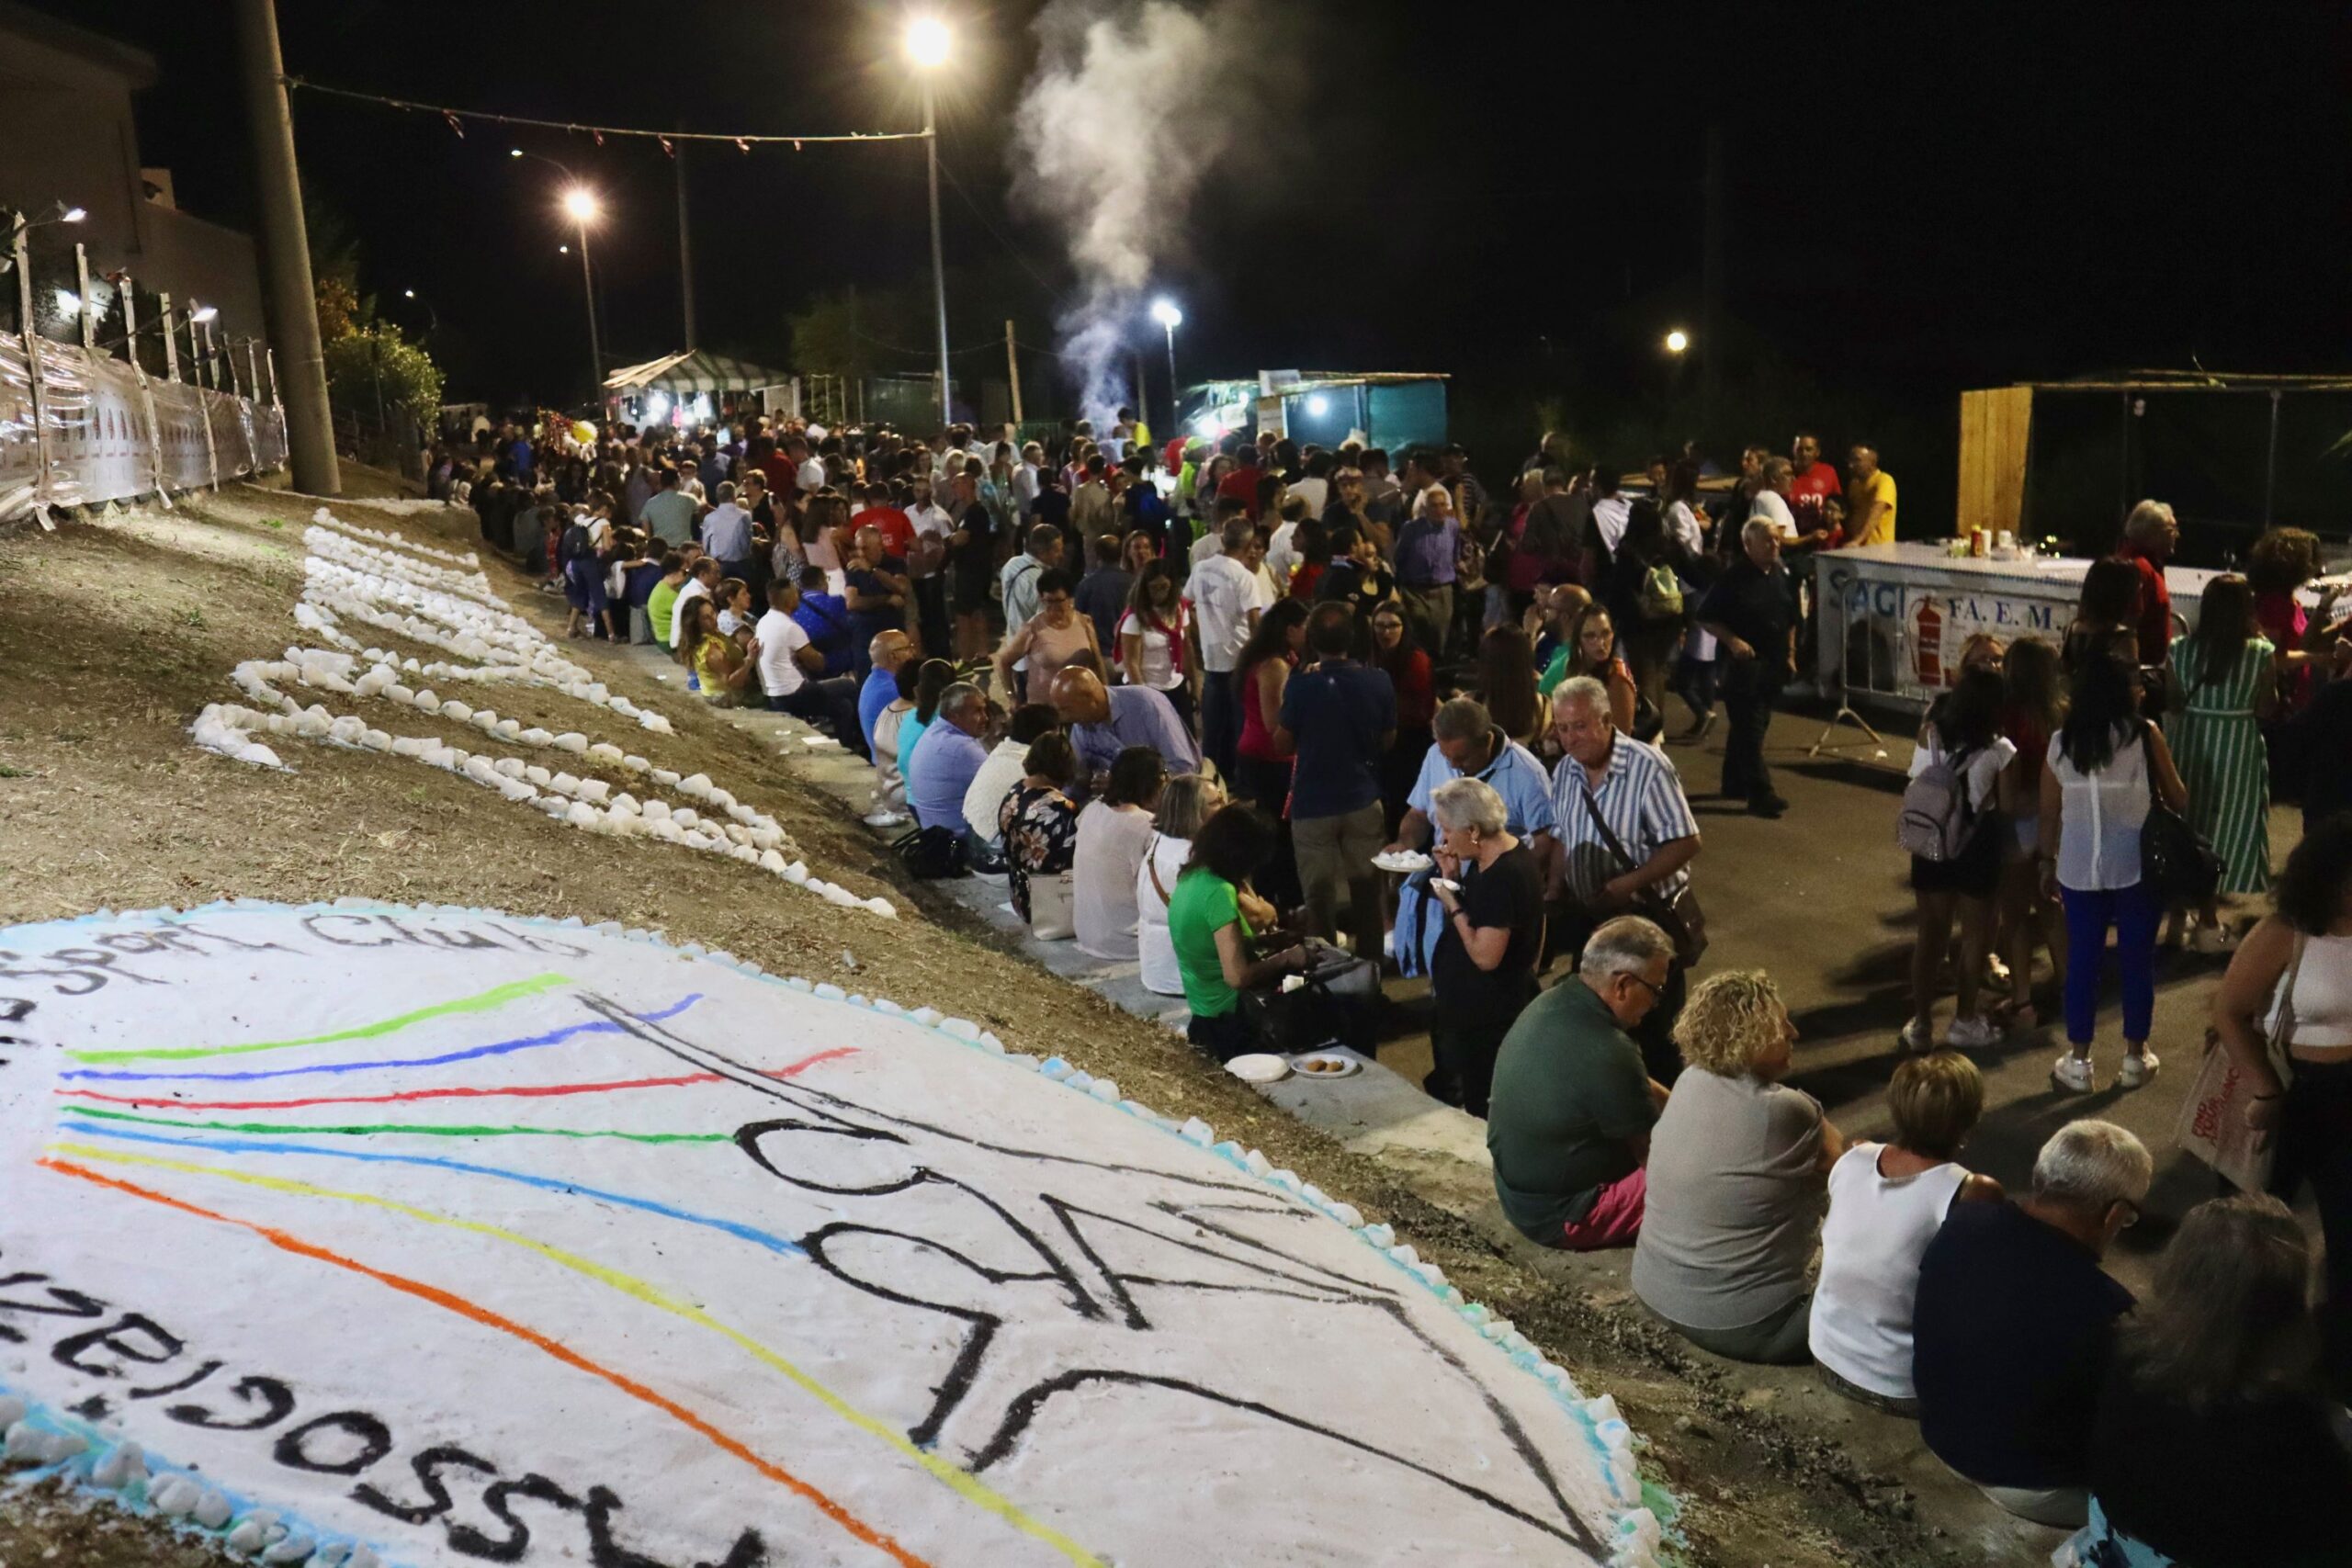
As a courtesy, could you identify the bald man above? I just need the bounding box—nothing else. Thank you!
[1050,666,1198,778]
[859,628,914,756]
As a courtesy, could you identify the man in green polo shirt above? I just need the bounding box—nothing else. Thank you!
[1487,915,1675,1251]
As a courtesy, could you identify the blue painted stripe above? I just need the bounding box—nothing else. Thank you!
[53,1116,804,1258]
[58,995,704,1084]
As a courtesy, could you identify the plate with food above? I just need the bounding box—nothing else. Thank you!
[1370,850,1432,874]
[1289,1051,1363,1079]
[1224,1053,1293,1084]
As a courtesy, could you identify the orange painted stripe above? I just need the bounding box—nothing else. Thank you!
[38,1156,929,1568]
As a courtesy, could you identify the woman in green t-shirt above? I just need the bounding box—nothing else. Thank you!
[1168,805,1308,1061]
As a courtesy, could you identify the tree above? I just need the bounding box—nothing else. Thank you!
[324,324,442,434]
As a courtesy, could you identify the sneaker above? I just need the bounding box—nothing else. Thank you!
[2189,922,2237,955]
[2119,1049,2160,1089]
[2052,1054,2095,1092]
[1898,1019,1933,1054]
[1947,1015,2002,1050]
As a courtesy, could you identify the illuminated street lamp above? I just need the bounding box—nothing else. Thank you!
[907,14,954,429]
[1664,328,1690,355]
[1150,298,1183,433]
[561,186,604,403]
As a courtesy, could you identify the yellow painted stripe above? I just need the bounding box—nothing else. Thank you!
[46,1141,1103,1567]
[69,974,575,1064]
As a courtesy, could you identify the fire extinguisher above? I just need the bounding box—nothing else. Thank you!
[1914,597,1942,690]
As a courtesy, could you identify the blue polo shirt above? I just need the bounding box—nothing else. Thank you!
[1280,659,1396,819]
[908,721,988,833]
[858,666,899,750]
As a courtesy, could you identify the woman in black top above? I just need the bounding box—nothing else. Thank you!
[1427,773,1547,1118]
[2083,1193,2352,1567]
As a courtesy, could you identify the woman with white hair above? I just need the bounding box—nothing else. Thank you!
[1634,969,1845,1363]
[1427,775,1548,1118]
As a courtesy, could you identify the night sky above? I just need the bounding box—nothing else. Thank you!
[47,0,2352,532]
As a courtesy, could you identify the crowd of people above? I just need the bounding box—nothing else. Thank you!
[432,408,2349,1564]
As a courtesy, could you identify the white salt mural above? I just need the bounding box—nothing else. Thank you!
[0,904,1665,1567]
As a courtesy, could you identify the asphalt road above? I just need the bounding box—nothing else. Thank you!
[1374,694,2304,1297]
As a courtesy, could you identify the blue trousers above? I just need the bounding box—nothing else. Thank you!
[2059,882,2159,1045]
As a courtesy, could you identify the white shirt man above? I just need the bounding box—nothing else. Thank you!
[797,454,826,495]
[755,604,813,699]
[1184,529,1262,677]
[1751,487,1799,541]
[671,572,713,647]
[1012,447,1044,513]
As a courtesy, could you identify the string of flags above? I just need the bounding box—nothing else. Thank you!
[282,77,928,152]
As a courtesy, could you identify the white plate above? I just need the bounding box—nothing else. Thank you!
[1289,1051,1363,1080]
[1371,852,1431,874]
[1224,1053,1293,1084]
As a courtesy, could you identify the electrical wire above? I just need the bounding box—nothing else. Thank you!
[281,76,928,147]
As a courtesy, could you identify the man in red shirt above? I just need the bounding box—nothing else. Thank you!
[1788,431,1843,539]
[1217,438,1265,520]
[857,481,916,558]
[2118,499,2180,666]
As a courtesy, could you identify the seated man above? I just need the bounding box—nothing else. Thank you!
[906,682,998,864]
[791,565,856,676]
[1487,916,1675,1251]
[1049,664,1199,780]
[756,580,870,760]
[1912,1120,2150,1530]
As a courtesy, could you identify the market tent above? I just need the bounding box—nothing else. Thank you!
[603,349,792,397]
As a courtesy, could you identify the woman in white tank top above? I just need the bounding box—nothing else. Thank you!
[1810,1052,2004,1413]
[2213,818,2352,1391]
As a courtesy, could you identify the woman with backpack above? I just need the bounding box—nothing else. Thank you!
[1901,667,2016,1053]
[2039,653,2191,1091]
[1602,500,1690,732]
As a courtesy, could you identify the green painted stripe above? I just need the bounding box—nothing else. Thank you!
[68,974,574,1065]
[62,1104,725,1145]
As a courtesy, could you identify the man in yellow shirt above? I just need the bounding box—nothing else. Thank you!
[1847,445,1898,546]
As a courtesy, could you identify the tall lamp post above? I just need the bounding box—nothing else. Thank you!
[906,15,954,433]
[561,186,604,412]
[1150,298,1182,435]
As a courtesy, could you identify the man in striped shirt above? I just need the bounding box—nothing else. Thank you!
[1546,676,1703,1080]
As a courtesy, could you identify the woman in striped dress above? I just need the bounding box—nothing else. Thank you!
[2167,575,2278,921]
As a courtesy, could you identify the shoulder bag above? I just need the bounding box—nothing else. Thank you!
[2176,932,2301,1191]
[1572,774,1707,967]
[2136,728,2222,901]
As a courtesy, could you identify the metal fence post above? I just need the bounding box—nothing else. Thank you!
[74,242,94,351]
[159,292,180,382]
[13,212,52,518]
[117,275,171,504]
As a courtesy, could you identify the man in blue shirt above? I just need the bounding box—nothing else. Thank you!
[859,628,913,755]
[791,565,856,677]
[1049,666,1198,780]
[699,482,754,583]
[1276,604,1396,961]
[906,683,995,862]
[639,465,698,548]
[1392,454,1462,660]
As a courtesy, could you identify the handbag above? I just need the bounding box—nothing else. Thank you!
[2175,933,2301,1191]
[1028,869,1077,942]
[2136,729,2222,901]
[1572,775,1708,967]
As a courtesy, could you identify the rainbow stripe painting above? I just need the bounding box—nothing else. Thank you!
[0,903,1663,1567]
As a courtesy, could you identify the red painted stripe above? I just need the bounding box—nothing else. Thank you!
[53,1048,857,1113]
[37,1156,928,1568]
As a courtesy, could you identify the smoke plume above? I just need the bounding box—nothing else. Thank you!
[1012,0,1261,427]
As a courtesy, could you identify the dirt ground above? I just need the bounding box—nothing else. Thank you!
[0,476,1980,1567]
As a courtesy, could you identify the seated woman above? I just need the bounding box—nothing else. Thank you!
[714,578,755,642]
[1075,747,1169,962]
[1633,969,1846,1364]
[1808,1051,2003,1415]
[1137,774,1251,998]
[674,596,758,707]
[2079,1194,2352,1567]
[870,661,920,809]
[997,732,1082,932]
[1168,804,1310,1061]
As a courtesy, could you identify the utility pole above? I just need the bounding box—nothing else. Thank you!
[921,79,952,432]
[1004,320,1023,428]
[675,141,697,350]
[232,0,339,495]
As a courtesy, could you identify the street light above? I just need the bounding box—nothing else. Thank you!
[907,14,954,431]
[1663,329,1690,355]
[560,186,604,406]
[1149,298,1183,434]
